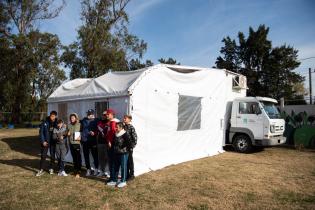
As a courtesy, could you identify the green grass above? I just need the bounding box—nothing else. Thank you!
[0,129,315,210]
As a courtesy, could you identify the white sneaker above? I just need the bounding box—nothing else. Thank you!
[117,182,127,188]
[60,171,68,177]
[106,181,116,186]
[93,169,99,176]
[35,169,44,177]
[96,171,104,177]
[104,172,110,178]
[49,169,54,175]
[86,169,91,176]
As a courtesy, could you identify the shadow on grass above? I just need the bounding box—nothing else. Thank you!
[223,145,265,153]
[1,136,39,157]
[0,136,108,181]
[0,158,39,173]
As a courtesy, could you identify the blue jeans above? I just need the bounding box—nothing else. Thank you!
[114,153,129,183]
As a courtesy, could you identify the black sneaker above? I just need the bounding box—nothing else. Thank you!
[127,175,135,181]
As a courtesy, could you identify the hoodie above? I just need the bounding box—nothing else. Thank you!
[81,116,98,143]
[68,113,81,145]
[52,125,68,144]
[105,118,119,145]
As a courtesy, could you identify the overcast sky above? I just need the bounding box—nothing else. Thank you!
[40,0,315,93]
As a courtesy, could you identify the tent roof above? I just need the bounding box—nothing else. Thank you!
[47,64,242,103]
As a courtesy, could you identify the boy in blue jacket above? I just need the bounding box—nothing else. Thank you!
[81,109,99,176]
[36,111,58,176]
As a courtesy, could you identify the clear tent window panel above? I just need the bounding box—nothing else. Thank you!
[95,101,109,118]
[177,95,202,131]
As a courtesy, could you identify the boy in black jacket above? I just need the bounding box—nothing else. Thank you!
[123,115,137,180]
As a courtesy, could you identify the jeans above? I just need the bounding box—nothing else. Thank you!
[70,144,82,173]
[56,143,67,172]
[97,144,108,172]
[114,153,129,183]
[127,150,134,178]
[82,141,98,170]
[39,141,56,170]
[108,147,115,181]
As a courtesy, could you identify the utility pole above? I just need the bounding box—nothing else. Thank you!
[310,68,313,105]
[309,68,315,104]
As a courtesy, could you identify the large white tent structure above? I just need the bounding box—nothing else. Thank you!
[47,64,247,175]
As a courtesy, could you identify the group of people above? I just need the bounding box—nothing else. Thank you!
[36,108,137,188]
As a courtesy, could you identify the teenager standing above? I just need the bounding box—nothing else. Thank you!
[123,115,137,180]
[81,109,99,176]
[36,111,58,176]
[68,113,82,178]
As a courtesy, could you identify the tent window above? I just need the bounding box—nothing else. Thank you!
[177,95,202,131]
[58,103,68,122]
[95,101,109,118]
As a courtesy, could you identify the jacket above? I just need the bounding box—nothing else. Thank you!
[96,119,108,144]
[52,125,68,144]
[123,123,137,150]
[105,119,118,145]
[39,117,58,144]
[113,130,131,154]
[68,113,81,145]
[80,117,98,143]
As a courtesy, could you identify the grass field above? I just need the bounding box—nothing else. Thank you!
[0,129,315,210]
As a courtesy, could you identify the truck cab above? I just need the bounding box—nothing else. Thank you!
[227,97,286,153]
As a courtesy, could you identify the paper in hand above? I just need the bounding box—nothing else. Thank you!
[74,132,81,140]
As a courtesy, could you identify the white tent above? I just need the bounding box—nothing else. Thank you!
[47,64,246,175]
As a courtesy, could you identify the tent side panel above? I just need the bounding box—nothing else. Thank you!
[131,67,246,176]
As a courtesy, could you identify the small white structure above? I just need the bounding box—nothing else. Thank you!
[47,64,247,175]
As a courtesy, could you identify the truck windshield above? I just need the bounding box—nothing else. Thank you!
[260,101,281,119]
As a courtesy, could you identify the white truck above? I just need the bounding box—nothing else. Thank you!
[226,96,286,153]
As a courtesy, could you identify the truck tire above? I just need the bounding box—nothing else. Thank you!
[233,134,252,153]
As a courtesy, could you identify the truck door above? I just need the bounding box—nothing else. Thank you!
[236,101,263,139]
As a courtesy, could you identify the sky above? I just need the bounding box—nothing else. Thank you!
[40,0,315,97]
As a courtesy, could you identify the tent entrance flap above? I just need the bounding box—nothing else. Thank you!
[177,95,202,131]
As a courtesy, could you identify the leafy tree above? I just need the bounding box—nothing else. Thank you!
[62,0,147,79]
[128,58,153,70]
[0,0,65,122]
[158,57,180,65]
[28,31,66,110]
[215,25,303,100]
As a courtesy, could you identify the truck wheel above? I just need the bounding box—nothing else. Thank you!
[233,134,252,153]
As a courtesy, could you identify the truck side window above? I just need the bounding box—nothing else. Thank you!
[239,102,259,114]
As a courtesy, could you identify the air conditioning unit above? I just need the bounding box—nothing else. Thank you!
[232,75,247,90]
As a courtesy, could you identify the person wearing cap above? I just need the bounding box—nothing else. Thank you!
[96,111,109,177]
[67,113,82,178]
[36,110,58,176]
[104,109,119,183]
[81,109,99,176]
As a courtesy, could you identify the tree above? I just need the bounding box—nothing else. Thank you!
[215,25,303,100]
[128,58,153,70]
[28,31,66,111]
[62,0,147,79]
[158,57,180,65]
[0,0,65,122]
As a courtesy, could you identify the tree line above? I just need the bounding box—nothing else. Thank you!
[0,0,305,123]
